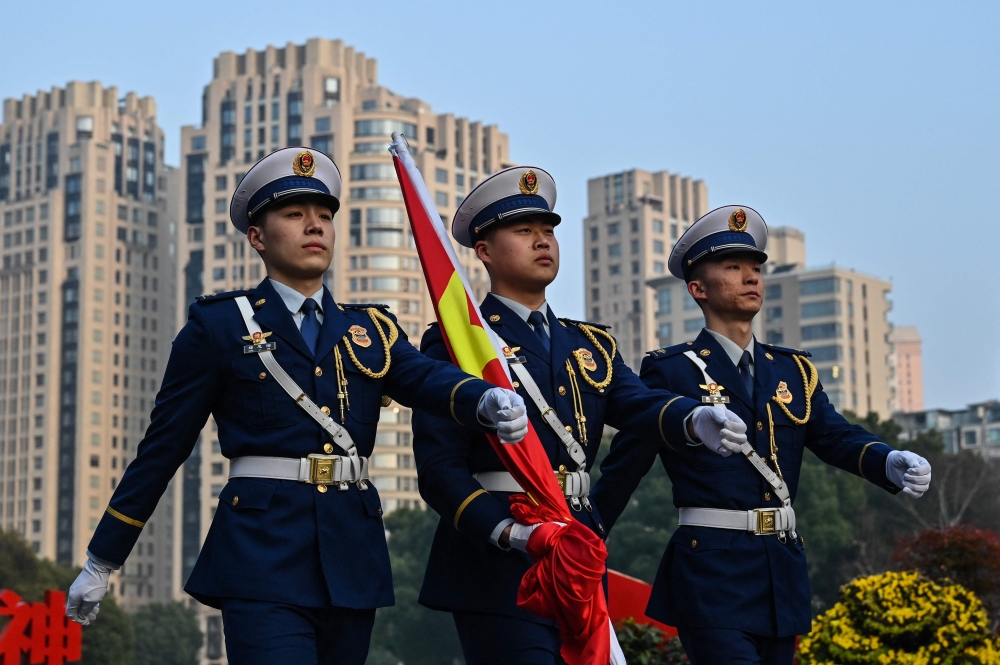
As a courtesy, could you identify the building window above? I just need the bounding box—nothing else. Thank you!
[354,119,417,139]
[684,292,700,310]
[315,117,331,133]
[190,136,206,151]
[323,78,340,106]
[766,329,784,344]
[657,323,672,344]
[590,269,599,283]
[656,288,671,314]
[591,288,600,302]
[607,222,620,236]
[800,277,839,296]
[653,261,665,274]
[801,323,841,340]
[435,192,448,207]
[684,317,704,333]
[608,264,621,276]
[350,164,396,181]
[765,306,782,323]
[653,240,664,255]
[608,244,621,257]
[590,248,599,262]
[630,240,639,254]
[964,430,977,446]
[215,175,227,191]
[652,219,664,233]
[765,284,782,300]
[435,169,448,184]
[630,218,639,233]
[212,268,225,280]
[805,345,841,362]
[590,227,598,241]
[801,300,840,319]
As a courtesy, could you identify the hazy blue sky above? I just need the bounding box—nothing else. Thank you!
[2,1,997,409]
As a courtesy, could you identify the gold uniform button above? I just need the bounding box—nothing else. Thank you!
[699,349,711,357]
[320,406,331,416]
[315,367,323,377]
[565,426,573,432]
[765,492,771,501]
[317,485,328,493]
[765,353,774,361]
[757,422,763,430]
[259,372,267,380]
[512,381,520,388]
[232,496,239,507]
[324,443,334,454]
[691,539,698,548]
[558,386,567,396]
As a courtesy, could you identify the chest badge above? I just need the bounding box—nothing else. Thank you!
[502,346,526,365]
[775,381,793,404]
[574,348,598,372]
[698,382,730,406]
[349,325,372,348]
[242,331,276,354]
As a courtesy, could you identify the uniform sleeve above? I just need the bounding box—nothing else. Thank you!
[603,347,700,448]
[803,380,900,494]
[592,356,680,533]
[411,327,512,545]
[88,304,224,565]
[382,313,494,431]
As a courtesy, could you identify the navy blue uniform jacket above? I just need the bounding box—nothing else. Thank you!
[592,329,901,637]
[87,278,495,610]
[412,294,700,623]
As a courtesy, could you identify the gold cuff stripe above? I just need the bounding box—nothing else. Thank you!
[658,396,684,450]
[106,506,145,528]
[453,489,488,529]
[450,377,476,424]
[858,442,878,480]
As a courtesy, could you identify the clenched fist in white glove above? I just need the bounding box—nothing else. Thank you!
[886,450,932,498]
[690,406,748,457]
[66,558,113,625]
[478,387,529,444]
[507,522,566,552]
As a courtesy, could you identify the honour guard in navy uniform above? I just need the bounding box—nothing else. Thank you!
[592,206,933,665]
[411,168,749,665]
[64,147,530,665]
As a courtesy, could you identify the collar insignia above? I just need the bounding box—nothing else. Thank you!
[349,325,372,348]
[292,150,316,178]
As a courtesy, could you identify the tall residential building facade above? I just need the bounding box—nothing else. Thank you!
[0,82,180,610]
[888,325,923,413]
[582,169,708,370]
[175,39,512,661]
[646,226,896,419]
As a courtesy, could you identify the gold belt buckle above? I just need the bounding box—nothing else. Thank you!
[754,508,778,535]
[554,465,568,492]
[307,454,338,485]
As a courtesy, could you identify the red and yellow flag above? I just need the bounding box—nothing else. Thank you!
[390,136,617,665]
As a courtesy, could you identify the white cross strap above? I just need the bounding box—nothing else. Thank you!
[499,335,587,472]
[234,296,364,488]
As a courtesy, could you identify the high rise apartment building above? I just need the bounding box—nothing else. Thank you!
[582,169,708,370]
[647,226,896,418]
[888,326,923,413]
[0,82,180,610]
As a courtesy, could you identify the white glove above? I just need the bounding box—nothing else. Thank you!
[508,521,566,552]
[690,406,748,457]
[66,558,113,625]
[477,387,529,444]
[886,450,931,498]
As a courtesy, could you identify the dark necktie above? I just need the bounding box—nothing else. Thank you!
[527,310,550,354]
[300,298,321,355]
[738,350,754,397]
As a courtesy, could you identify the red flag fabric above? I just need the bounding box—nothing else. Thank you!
[389,136,612,665]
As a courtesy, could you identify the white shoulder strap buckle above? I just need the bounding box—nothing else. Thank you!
[497,334,587,472]
[234,296,364,487]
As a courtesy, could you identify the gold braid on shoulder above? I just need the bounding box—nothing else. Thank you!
[342,308,399,379]
[570,323,615,390]
[770,355,818,425]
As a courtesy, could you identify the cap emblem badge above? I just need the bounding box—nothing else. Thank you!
[519,169,539,195]
[775,381,793,404]
[349,325,372,348]
[728,208,748,232]
[292,150,317,178]
[574,348,598,372]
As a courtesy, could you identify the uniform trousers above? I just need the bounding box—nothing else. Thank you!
[453,611,567,665]
[220,598,375,665]
[677,627,796,665]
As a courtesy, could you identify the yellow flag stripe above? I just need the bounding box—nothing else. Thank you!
[437,271,496,378]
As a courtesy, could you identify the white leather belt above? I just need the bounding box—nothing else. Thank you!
[229,454,370,491]
[473,469,592,509]
[678,506,796,536]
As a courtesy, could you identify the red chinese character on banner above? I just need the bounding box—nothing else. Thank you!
[0,589,82,664]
